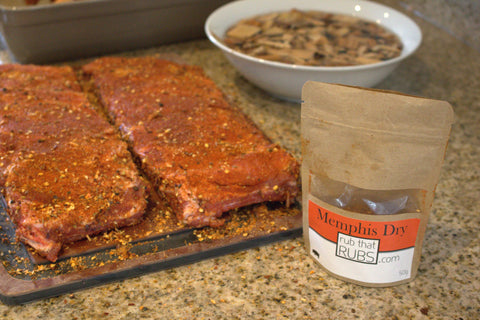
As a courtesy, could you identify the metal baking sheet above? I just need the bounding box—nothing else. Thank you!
[0,191,302,305]
[0,0,231,63]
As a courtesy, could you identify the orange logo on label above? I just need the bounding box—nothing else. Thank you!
[308,200,420,252]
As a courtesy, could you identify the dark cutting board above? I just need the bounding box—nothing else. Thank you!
[0,193,302,305]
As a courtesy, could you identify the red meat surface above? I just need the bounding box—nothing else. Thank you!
[0,64,147,261]
[82,57,300,228]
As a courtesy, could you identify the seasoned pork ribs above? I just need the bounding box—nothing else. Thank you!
[82,56,299,228]
[0,64,147,261]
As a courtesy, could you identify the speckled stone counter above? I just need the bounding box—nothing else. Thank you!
[0,0,479,319]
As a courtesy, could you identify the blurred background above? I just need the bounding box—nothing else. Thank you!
[389,0,479,52]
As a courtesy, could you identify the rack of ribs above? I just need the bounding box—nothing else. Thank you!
[0,64,148,262]
[82,56,300,228]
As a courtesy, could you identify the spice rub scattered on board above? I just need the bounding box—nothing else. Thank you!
[82,56,300,228]
[0,64,148,262]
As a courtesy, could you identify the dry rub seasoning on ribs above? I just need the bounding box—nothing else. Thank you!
[82,56,300,228]
[0,64,148,262]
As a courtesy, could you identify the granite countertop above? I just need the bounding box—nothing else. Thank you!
[0,0,479,319]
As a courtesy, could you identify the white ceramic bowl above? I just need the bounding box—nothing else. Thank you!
[205,0,422,101]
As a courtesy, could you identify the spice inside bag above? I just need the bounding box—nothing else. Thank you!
[301,81,454,286]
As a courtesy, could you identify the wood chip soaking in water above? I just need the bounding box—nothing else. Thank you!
[223,9,403,66]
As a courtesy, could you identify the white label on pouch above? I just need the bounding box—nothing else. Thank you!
[308,199,420,284]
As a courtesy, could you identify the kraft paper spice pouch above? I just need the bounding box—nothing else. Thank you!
[301,81,454,287]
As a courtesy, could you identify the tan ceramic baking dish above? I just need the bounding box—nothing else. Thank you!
[0,0,230,63]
